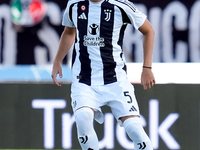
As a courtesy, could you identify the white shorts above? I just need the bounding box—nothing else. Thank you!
[71,78,140,125]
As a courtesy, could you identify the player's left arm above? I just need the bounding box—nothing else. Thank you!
[138,19,156,90]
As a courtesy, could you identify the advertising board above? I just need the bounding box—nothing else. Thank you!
[0,83,199,149]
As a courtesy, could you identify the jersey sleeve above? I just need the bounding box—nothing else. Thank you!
[121,0,146,30]
[62,1,76,27]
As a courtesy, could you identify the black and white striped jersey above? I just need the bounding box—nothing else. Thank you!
[62,0,146,85]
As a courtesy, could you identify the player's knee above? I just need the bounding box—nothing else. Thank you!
[74,107,94,133]
[75,107,94,122]
[123,117,150,142]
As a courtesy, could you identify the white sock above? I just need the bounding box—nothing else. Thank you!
[74,107,99,150]
[123,118,153,150]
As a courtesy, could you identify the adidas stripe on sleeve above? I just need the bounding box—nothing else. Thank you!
[109,0,146,29]
[62,0,80,27]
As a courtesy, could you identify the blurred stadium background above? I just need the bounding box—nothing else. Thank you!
[0,0,200,149]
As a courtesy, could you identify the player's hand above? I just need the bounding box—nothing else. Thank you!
[141,68,155,90]
[51,61,63,86]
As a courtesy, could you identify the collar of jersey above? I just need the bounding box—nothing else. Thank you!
[89,0,104,5]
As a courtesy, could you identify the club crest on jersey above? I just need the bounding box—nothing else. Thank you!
[104,9,112,21]
[81,5,86,11]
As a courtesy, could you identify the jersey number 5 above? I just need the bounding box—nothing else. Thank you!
[124,91,132,103]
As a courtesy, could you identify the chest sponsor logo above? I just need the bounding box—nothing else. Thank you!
[83,35,105,47]
[88,23,99,35]
[82,23,105,47]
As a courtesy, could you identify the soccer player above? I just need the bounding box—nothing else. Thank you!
[51,0,155,149]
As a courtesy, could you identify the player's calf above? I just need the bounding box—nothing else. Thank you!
[74,107,99,150]
[123,117,153,150]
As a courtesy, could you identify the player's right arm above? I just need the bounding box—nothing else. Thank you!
[51,26,76,86]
